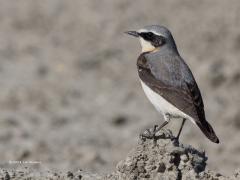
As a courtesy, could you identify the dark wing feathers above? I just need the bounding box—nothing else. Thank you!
[137,53,219,143]
[137,53,201,121]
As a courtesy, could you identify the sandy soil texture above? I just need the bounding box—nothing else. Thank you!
[0,0,240,177]
[1,131,240,179]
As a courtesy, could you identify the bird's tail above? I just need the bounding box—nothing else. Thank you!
[196,120,219,144]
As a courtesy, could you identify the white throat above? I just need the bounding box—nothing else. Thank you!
[139,37,156,53]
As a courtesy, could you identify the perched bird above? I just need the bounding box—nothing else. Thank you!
[125,25,219,143]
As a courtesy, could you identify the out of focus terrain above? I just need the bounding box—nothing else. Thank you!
[0,0,239,176]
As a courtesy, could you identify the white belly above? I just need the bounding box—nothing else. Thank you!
[140,80,195,124]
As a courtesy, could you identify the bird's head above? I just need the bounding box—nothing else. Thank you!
[125,25,178,53]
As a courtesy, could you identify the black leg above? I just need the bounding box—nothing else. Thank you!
[154,121,169,133]
[176,118,186,140]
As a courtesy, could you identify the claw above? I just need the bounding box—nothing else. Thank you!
[139,126,159,142]
[139,121,170,142]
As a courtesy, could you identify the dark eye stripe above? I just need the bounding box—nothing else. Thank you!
[139,32,166,47]
[139,32,154,41]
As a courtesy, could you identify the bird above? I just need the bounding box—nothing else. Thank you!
[125,25,219,143]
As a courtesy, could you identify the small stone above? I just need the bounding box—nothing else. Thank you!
[194,163,205,173]
[4,172,10,180]
[234,168,240,178]
[215,172,222,177]
[158,162,166,173]
[67,171,74,178]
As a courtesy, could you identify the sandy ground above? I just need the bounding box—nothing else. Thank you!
[2,131,240,179]
[0,0,240,176]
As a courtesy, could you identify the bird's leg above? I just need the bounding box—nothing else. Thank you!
[154,113,171,133]
[140,113,170,141]
[176,118,186,140]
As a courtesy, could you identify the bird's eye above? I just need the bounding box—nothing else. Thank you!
[153,36,166,47]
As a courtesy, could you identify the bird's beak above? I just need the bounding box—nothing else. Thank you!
[125,31,139,37]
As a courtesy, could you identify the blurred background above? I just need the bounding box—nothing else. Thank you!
[0,0,239,176]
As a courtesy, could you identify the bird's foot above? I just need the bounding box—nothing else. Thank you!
[140,125,159,142]
[139,126,174,143]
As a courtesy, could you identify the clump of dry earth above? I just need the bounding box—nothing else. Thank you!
[1,130,239,180]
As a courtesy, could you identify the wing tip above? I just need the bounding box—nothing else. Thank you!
[204,130,220,144]
[211,136,220,144]
[196,120,220,144]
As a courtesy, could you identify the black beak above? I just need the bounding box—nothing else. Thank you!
[125,31,139,37]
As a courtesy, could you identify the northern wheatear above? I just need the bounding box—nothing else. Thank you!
[126,25,219,143]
